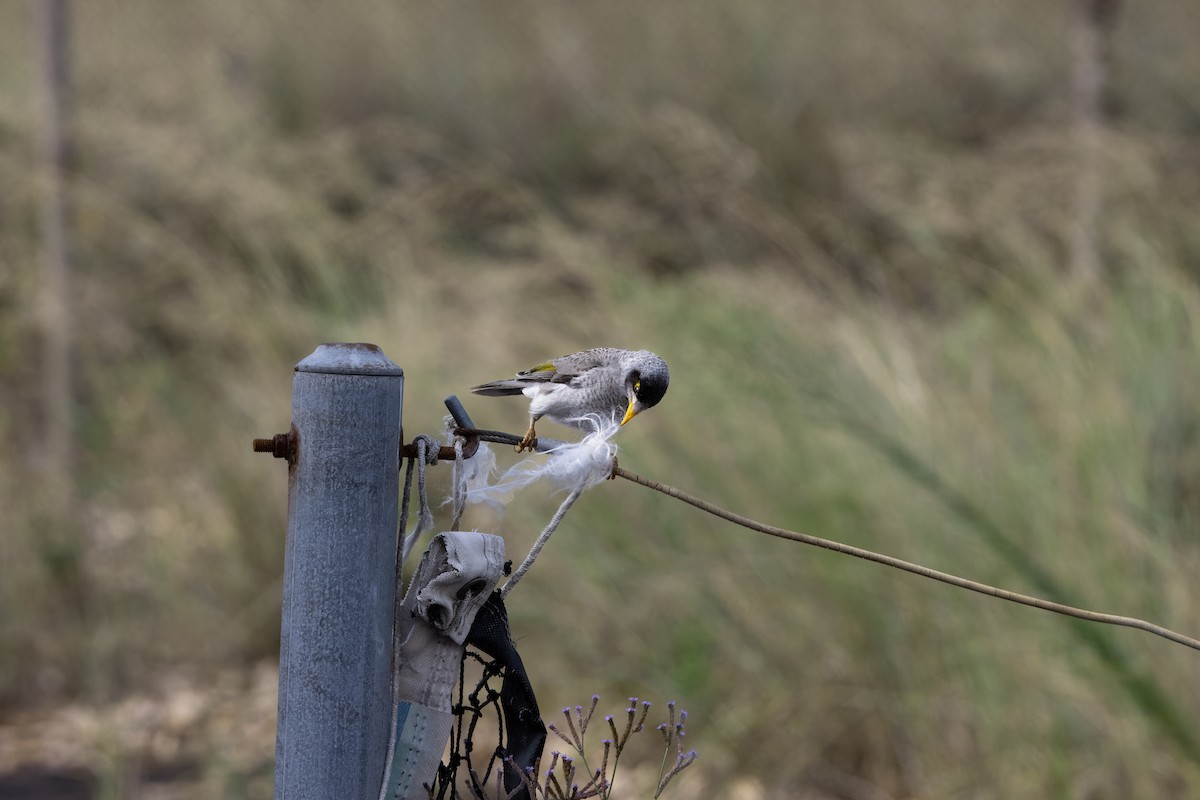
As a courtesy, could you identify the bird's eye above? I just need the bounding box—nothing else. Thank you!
[634,379,641,393]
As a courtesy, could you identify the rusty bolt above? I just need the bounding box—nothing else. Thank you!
[253,431,294,461]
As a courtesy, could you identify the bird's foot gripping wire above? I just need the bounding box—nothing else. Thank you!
[515,424,538,453]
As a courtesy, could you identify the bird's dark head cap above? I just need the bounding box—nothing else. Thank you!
[628,352,669,409]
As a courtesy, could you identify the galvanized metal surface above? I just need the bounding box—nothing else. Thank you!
[273,343,403,800]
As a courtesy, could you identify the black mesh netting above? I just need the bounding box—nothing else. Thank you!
[429,591,546,800]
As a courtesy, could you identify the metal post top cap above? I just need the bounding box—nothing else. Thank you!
[295,343,404,376]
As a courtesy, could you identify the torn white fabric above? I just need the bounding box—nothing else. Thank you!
[462,414,619,511]
[451,435,501,512]
[379,531,505,800]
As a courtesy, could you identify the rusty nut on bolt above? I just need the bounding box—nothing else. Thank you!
[253,431,294,462]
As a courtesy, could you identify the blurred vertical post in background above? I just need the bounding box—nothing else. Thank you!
[1070,0,1121,285]
[32,0,75,513]
[274,344,403,800]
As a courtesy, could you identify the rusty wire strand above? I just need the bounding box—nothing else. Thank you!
[454,423,1200,653]
[610,465,1200,654]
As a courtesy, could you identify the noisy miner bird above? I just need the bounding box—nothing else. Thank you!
[471,348,670,452]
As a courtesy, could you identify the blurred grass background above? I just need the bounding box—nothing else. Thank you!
[3,0,1200,797]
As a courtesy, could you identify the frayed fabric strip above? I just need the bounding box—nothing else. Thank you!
[461,415,619,512]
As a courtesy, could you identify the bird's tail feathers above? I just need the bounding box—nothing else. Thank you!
[471,380,528,397]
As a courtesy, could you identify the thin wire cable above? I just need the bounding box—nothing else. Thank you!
[611,465,1200,654]
[500,482,587,599]
[457,424,1199,651]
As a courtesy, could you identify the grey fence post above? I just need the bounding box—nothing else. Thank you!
[273,343,404,800]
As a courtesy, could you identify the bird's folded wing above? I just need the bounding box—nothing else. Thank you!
[553,348,611,373]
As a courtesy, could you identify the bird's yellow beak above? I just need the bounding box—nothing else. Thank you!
[620,396,639,427]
